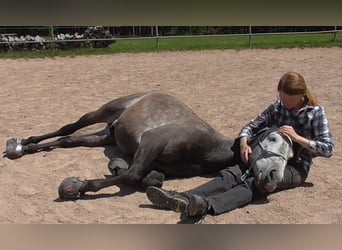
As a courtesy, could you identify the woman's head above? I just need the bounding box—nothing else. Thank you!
[277,72,318,109]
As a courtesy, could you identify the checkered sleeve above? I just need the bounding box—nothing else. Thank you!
[238,101,278,139]
[310,106,334,157]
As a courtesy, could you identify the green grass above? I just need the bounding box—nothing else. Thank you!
[1,33,341,59]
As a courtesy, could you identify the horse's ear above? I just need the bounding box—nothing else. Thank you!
[287,147,294,159]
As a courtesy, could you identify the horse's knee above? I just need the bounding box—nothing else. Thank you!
[121,167,144,185]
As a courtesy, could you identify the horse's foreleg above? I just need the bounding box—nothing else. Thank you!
[58,174,128,199]
[59,170,142,199]
[66,168,165,198]
[81,175,127,193]
[59,130,167,199]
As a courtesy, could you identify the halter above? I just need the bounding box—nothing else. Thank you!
[240,131,292,182]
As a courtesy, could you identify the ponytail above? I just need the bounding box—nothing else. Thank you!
[305,89,318,106]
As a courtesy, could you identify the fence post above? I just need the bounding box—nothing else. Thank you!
[50,26,55,51]
[155,25,159,49]
[334,26,337,42]
[248,25,252,48]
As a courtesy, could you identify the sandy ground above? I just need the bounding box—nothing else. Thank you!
[0,48,341,224]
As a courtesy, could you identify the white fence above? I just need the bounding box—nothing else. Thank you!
[0,26,341,52]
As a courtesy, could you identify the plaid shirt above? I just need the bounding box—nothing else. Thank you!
[238,99,334,166]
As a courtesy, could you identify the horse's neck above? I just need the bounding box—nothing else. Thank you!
[205,139,235,166]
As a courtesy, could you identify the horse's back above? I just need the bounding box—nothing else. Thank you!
[117,92,202,133]
[113,92,217,155]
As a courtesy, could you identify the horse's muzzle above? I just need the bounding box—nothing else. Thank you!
[255,170,279,193]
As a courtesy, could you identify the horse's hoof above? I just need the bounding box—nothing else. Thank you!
[5,138,24,159]
[58,177,85,200]
[108,158,129,176]
[142,170,165,190]
[146,170,165,188]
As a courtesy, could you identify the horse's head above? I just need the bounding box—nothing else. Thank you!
[249,129,293,193]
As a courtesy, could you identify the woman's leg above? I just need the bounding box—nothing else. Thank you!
[183,164,244,198]
[146,164,246,216]
[204,176,254,215]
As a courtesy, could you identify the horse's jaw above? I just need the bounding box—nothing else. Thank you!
[253,157,286,193]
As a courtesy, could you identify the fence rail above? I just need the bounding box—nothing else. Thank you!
[0,26,341,52]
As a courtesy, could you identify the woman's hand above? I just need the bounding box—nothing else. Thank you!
[279,125,312,151]
[278,125,300,142]
[240,137,252,165]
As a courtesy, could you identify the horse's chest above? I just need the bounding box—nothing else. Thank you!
[158,144,186,162]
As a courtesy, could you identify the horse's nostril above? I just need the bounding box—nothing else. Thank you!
[263,169,276,184]
[269,169,276,179]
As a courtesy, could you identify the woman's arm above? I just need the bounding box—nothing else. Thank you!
[279,106,334,158]
[238,101,278,139]
[238,101,278,164]
[310,106,334,157]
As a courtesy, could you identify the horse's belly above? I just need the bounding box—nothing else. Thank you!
[111,92,210,158]
[114,123,140,156]
[158,149,183,162]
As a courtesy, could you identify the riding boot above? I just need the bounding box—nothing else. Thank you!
[186,194,210,217]
[146,186,189,213]
[146,186,211,217]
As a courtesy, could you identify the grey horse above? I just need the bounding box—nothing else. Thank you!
[245,127,293,193]
[4,91,293,199]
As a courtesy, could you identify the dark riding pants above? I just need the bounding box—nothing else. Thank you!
[183,161,309,215]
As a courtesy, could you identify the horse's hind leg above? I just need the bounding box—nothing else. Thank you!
[23,109,112,146]
[5,93,147,160]
[22,127,114,156]
[21,93,146,146]
[5,108,115,159]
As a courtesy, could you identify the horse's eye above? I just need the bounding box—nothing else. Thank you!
[268,135,277,142]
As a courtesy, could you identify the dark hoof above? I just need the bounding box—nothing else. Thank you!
[108,158,129,176]
[142,170,165,189]
[5,138,24,159]
[58,177,85,200]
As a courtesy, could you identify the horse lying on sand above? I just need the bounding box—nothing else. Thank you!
[4,91,293,199]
